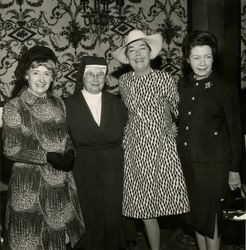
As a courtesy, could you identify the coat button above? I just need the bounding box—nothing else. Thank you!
[191,97,195,101]
[184,142,188,146]
[188,111,191,115]
[214,131,218,135]
[186,126,189,130]
[196,83,199,86]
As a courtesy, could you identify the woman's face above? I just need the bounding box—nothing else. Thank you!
[126,40,151,75]
[25,65,54,97]
[83,67,106,94]
[188,45,213,78]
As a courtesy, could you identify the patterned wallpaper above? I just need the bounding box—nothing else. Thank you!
[0,0,187,100]
[241,0,246,89]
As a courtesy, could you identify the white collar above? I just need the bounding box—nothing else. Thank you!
[82,89,102,100]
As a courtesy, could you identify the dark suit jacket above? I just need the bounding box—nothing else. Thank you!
[177,71,242,171]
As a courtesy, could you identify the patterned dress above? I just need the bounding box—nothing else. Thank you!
[119,69,190,218]
[2,89,85,250]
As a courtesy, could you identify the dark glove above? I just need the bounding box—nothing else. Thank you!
[47,149,74,172]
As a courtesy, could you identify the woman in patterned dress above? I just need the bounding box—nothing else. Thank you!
[112,29,190,250]
[2,46,85,250]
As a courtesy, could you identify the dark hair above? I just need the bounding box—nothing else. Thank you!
[181,30,218,75]
[182,30,217,59]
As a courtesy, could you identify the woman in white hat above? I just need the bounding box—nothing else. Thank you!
[112,30,190,250]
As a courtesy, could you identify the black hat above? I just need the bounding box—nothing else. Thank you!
[14,46,57,81]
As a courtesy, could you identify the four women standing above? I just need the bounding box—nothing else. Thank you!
[1,29,242,250]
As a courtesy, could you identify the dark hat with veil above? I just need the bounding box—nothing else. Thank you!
[74,56,108,94]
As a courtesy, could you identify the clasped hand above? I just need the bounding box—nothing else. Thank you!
[47,149,74,172]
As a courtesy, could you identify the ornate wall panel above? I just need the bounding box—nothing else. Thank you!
[0,0,187,100]
[242,0,246,89]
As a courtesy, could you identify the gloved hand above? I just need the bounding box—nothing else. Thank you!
[47,149,74,172]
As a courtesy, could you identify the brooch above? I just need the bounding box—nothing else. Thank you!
[204,82,212,89]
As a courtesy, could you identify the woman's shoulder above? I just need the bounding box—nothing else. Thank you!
[152,70,176,88]
[211,71,230,84]
[119,71,132,81]
[152,69,173,79]
[153,69,170,76]
[177,75,190,88]
[51,93,64,102]
[104,90,122,102]
[64,92,81,106]
[152,70,177,90]
[3,95,22,110]
[2,96,23,122]
[48,93,65,106]
[50,92,61,99]
[209,71,236,95]
[103,91,126,114]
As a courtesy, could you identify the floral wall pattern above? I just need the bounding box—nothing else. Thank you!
[0,0,188,100]
[241,0,246,89]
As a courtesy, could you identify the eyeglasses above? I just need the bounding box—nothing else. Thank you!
[84,72,105,81]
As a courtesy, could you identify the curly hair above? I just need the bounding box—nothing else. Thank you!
[182,30,218,59]
[181,30,218,75]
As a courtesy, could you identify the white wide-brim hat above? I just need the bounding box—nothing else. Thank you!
[111,29,163,64]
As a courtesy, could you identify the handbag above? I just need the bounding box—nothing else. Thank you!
[221,186,246,220]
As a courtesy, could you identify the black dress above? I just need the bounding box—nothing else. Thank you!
[65,90,128,250]
[177,71,242,238]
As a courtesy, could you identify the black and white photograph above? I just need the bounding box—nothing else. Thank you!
[0,1,245,250]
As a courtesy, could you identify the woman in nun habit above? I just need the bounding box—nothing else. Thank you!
[64,56,135,250]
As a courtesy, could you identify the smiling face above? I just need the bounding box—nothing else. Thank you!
[83,67,106,94]
[188,45,213,78]
[126,40,152,76]
[25,61,55,97]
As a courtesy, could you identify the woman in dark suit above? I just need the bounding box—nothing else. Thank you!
[64,56,130,250]
[177,31,242,250]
